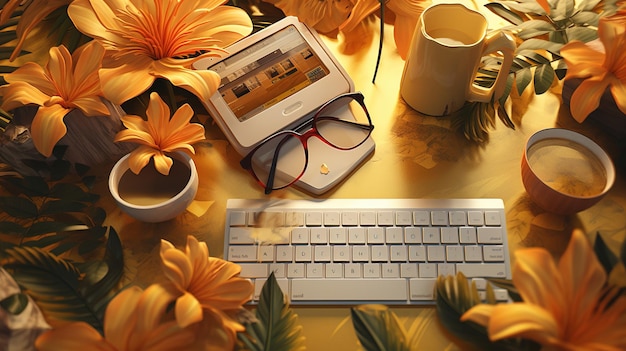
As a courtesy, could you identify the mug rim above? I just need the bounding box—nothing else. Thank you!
[523,128,615,200]
[108,151,198,210]
[421,3,487,47]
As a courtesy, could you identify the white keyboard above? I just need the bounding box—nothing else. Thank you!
[224,198,512,305]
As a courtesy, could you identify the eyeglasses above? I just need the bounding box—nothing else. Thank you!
[240,92,374,194]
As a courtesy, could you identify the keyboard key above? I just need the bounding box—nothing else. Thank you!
[306,212,323,226]
[291,279,408,301]
[456,263,507,278]
[229,211,247,226]
[478,227,503,244]
[324,212,340,226]
[467,211,484,226]
[239,263,268,278]
[409,278,437,300]
[485,211,501,225]
[228,246,256,261]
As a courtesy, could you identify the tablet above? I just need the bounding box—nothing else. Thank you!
[193,16,354,154]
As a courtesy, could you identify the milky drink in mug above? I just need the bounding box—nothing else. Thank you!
[400,3,515,116]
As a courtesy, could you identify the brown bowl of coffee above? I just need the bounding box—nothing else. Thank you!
[521,128,615,215]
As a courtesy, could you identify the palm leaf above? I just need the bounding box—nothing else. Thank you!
[350,305,411,351]
[1,228,124,333]
[594,232,619,275]
[238,273,306,351]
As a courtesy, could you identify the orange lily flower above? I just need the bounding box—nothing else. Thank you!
[0,41,109,157]
[35,284,195,351]
[66,0,253,105]
[461,230,626,350]
[560,15,626,122]
[113,92,205,175]
[159,235,253,349]
[0,0,72,61]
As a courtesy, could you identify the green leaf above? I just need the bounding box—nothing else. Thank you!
[565,26,599,43]
[517,39,564,55]
[552,0,575,21]
[49,183,99,203]
[238,273,306,351]
[533,63,555,94]
[0,196,39,218]
[0,221,26,235]
[0,293,29,315]
[79,227,124,319]
[50,159,71,181]
[571,11,600,26]
[351,305,410,351]
[1,176,48,197]
[484,3,524,25]
[75,163,90,177]
[25,221,78,237]
[4,231,122,332]
[594,233,619,275]
[515,68,532,95]
[554,59,568,79]
[39,199,87,215]
[515,20,556,40]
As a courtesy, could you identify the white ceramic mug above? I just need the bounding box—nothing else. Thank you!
[399,3,515,116]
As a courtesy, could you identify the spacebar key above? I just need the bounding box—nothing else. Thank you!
[290,279,407,301]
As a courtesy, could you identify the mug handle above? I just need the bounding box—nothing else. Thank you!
[467,31,516,102]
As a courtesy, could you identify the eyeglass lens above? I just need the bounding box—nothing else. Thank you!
[248,94,372,191]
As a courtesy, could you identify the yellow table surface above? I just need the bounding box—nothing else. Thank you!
[14,0,623,349]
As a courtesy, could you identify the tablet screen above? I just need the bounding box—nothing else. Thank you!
[209,25,330,122]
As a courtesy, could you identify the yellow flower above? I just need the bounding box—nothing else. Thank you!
[560,15,626,122]
[0,41,109,157]
[66,0,253,105]
[35,285,195,351]
[159,235,253,349]
[0,0,72,61]
[461,230,626,350]
[114,92,205,175]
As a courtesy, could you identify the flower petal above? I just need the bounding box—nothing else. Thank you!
[486,303,560,345]
[175,291,204,328]
[557,231,608,329]
[127,145,160,174]
[161,244,194,289]
[153,59,221,105]
[569,77,610,122]
[99,57,155,104]
[561,41,606,80]
[30,104,71,157]
[609,79,626,114]
[35,322,115,351]
[0,82,51,111]
[3,62,56,96]
[104,286,142,349]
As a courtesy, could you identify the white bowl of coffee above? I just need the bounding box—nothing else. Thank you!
[108,151,198,222]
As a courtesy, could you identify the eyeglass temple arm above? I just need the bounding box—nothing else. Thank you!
[263,134,295,195]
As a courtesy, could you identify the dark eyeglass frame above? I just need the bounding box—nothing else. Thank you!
[240,91,374,194]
